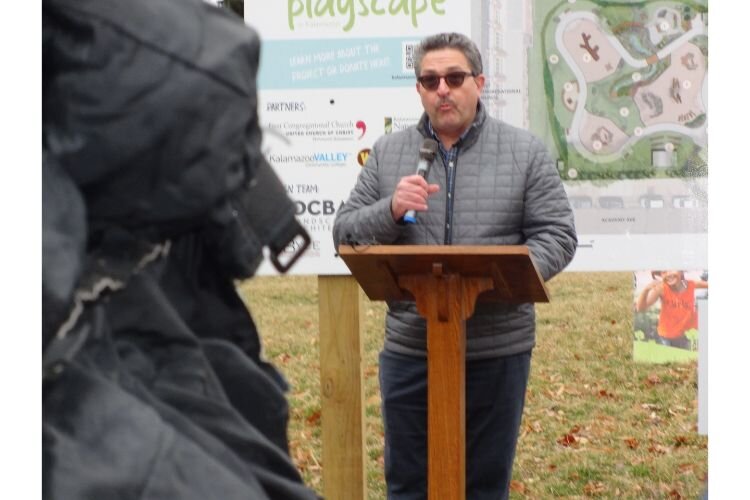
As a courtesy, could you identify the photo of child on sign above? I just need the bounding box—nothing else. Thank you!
[633,270,708,363]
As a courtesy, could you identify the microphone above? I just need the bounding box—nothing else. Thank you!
[403,138,439,224]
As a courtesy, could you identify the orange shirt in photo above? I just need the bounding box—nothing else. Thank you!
[657,281,698,339]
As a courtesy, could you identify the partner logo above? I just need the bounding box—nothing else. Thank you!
[357,148,371,167]
[293,199,346,216]
[265,120,367,142]
[384,116,420,134]
[268,151,352,167]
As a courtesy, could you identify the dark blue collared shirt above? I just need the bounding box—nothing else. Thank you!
[427,120,476,243]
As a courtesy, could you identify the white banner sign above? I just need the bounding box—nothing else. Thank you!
[245,0,708,275]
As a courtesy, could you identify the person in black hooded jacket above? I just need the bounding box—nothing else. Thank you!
[42,0,316,498]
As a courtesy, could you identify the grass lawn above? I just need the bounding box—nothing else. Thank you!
[238,272,707,498]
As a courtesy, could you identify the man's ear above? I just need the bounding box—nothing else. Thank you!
[474,74,486,93]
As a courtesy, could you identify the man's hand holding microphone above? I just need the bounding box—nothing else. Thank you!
[390,139,440,223]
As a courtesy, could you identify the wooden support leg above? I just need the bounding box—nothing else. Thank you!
[318,275,367,500]
[400,268,493,500]
[426,274,466,500]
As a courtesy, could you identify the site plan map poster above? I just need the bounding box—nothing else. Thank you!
[246,0,708,275]
[530,0,708,270]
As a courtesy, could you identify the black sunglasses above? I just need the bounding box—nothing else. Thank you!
[417,71,475,91]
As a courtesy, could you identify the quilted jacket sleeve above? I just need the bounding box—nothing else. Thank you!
[521,136,577,281]
[332,136,405,247]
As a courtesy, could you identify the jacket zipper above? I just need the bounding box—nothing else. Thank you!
[443,151,458,245]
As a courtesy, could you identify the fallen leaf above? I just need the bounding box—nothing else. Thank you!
[669,489,682,499]
[305,410,321,426]
[674,435,690,447]
[584,481,605,495]
[645,373,661,386]
[624,437,639,449]
[678,463,695,474]
[509,480,526,494]
[558,433,578,447]
[648,443,670,455]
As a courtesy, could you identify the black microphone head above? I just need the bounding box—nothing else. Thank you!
[419,138,439,160]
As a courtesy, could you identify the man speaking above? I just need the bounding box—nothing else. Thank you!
[333,32,577,499]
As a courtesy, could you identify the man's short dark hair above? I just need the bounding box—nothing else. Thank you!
[413,32,483,77]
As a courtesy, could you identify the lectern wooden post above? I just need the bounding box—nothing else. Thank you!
[338,245,549,500]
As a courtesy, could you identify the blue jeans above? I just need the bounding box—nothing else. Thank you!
[379,349,531,500]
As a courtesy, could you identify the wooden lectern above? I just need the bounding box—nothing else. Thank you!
[338,245,549,500]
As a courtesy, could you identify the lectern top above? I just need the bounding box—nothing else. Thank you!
[338,244,549,303]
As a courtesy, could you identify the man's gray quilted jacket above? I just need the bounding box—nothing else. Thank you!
[333,103,577,360]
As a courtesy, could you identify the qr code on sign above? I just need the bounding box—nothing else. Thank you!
[402,41,418,73]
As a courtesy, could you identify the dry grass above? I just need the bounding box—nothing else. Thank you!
[237,272,707,498]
